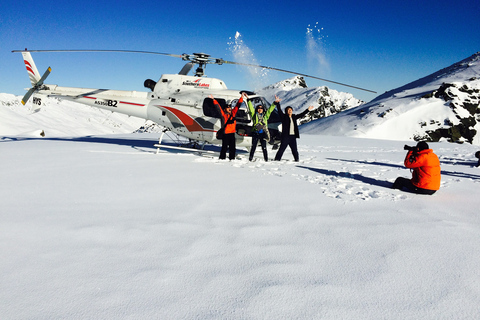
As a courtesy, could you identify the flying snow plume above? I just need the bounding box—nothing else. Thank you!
[227,32,271,90]
[306,23,330,75]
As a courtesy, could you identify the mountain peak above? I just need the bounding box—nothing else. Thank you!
[257,76,364,123]
[260,76,308,91]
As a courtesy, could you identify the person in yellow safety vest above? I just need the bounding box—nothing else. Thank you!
[243,92,278,161]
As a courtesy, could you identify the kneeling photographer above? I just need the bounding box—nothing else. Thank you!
[393,141,441,195]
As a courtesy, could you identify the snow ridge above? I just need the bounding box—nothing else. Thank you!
[257,76,364,123]
[301,52,480,145]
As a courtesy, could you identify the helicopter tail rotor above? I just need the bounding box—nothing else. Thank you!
[17,51,51,105]
[21,66,51,105]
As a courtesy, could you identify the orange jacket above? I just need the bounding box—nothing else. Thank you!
[215,96,243,134]
[404,149,441,190]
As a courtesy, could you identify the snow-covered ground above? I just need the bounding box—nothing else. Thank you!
[1,129,480,318]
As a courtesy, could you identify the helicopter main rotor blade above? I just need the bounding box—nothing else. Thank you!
[12,49,184,59]
[13,49,377,93]
[219,59,377,94]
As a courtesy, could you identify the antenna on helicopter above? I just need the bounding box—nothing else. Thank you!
[12,49,377,93]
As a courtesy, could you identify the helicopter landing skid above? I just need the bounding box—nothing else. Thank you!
[154,143,218,156]
[154,128,217,155]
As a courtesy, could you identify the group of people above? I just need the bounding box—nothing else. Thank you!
[211,93,443,196]
[210,93,313,162]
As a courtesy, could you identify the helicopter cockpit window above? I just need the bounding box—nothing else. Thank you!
[229,99,238,106]
[249,97,270,110]
[202,97,226,118]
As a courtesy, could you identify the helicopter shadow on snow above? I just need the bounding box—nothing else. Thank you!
[0,135,231,155]
[1,135,159,153]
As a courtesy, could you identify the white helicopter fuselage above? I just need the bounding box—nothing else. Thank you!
[19,51,284,149]
[36,74,258,147]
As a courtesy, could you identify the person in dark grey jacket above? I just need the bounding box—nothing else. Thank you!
[274,100,314,162]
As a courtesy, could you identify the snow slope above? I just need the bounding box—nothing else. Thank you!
[302,52,480,145]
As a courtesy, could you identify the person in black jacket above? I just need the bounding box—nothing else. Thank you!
[274,97,314,161]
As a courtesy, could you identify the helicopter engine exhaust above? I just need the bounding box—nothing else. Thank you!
[144,79,156,91]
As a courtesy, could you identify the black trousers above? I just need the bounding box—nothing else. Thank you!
[392,177,436,195]
[219,133,236,160]
[249,132,268,161]
[274,135,299,161]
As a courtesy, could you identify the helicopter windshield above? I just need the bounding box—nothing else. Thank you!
[249,96,270,109]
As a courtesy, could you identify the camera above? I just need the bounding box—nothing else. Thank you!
[404,145,416,151]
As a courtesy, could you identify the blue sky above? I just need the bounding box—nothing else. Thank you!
[1,0,478,102]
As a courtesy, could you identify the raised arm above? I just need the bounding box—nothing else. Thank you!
[404,151,426,168]
[274,95,284,117]
[209,94,225,117]
[233,95,244,112]
[296,105,314,119]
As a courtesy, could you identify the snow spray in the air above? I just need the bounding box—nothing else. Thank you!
[306,22,330,75]
[227,32,271,90]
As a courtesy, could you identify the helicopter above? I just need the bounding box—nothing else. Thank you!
[13,49,376,152]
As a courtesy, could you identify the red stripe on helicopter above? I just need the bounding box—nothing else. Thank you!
[162,106,215,132]
[119,101,144,107]
[24,60,33,69]
[25,66,34,75]
[83,96,97,100]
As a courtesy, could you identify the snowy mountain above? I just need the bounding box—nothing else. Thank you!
[301,52,480,145]
[257,76,364,124]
